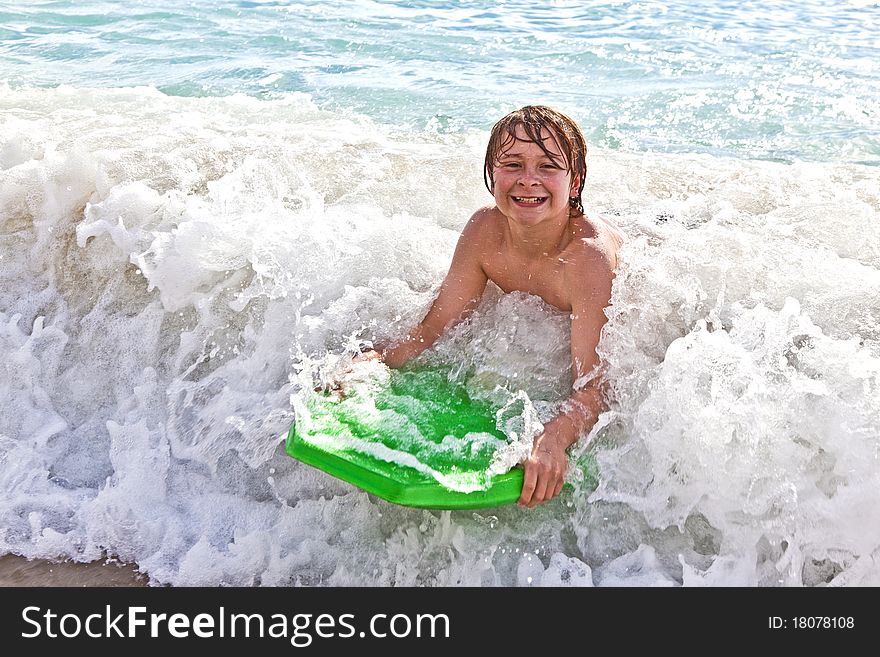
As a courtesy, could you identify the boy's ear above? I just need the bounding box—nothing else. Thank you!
[569,174,581,196]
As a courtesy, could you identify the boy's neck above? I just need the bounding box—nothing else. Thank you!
[504,213,573,259]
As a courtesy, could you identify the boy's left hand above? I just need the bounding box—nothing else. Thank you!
[518,430,569,508]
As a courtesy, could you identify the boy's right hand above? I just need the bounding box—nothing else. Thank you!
[314,349,384,399]
[352,348,383,364]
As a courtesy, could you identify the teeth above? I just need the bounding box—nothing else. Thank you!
[513,197,545,204]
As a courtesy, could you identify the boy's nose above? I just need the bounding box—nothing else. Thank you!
[517,169,540,185]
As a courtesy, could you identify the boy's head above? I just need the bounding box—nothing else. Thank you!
[484,105,587,214]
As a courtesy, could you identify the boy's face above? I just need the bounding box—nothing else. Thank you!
[491,125,579,228]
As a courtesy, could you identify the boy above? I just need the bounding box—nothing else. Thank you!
[358,106,623,508]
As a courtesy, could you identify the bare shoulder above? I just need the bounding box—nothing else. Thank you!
[465,205,503,230]
[566,213,623,274]
[460,205,504,244]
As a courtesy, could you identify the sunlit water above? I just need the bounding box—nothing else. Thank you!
[1,0,879,586]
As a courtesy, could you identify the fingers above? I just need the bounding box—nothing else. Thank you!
[312,348,384,397]
[313,383,345,401]
[313,377,345,393]
[313,371,349,400]
[517,449,567,509]
[353,348,383,363]
[518,466,537,508]
[313,358,358,396]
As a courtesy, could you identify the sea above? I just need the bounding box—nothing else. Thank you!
[1,0,878,587]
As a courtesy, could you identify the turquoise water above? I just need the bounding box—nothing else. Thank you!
[2,0,879,162]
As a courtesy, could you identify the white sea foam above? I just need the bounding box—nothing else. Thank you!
[1,86,878,586]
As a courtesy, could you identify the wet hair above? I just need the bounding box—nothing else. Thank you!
[483,105,587,214]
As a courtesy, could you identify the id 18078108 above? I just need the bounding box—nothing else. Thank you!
[769,617,854,630]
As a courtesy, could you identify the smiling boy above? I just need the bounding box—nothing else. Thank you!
[363,106,623,508]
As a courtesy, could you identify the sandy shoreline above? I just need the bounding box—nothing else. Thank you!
[0,554,148,587]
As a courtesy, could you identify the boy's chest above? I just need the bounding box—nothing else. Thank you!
[481,252,572,312]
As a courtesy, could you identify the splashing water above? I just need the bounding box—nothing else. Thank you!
[2,1,880,586]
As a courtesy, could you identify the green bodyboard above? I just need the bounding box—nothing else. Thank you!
[287,365,596,509]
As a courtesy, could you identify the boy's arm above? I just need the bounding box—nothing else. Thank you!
[379,210,490,369]
[518,247,614,508]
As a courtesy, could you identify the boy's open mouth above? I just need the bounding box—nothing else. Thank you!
[511,196,547,205]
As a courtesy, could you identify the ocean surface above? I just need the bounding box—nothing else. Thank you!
[1,0,879,587]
